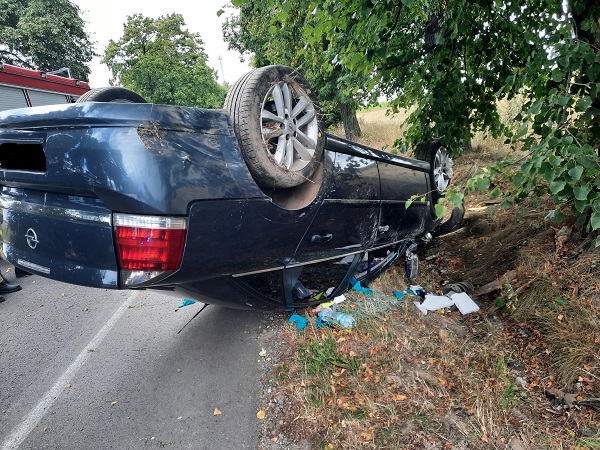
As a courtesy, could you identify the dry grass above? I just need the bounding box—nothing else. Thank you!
[329,106,411,153]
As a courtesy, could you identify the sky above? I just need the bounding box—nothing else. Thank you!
[70,0,251,88]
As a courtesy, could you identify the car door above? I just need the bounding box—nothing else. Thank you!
[292,150,380,265]
[376,158,431,246]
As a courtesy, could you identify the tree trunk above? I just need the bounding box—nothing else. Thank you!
[339,102,362,141]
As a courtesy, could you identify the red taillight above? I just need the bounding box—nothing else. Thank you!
[114,214,187,271]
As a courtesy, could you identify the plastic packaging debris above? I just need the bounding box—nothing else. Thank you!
[407,285,426,297]
[422,294,454,310]
[333,294,346,306]
[178,299,196,308]
[318,307,356,328]
[449,292,480,314]
[325,287,335,297]
[315,315,331,329]
[288,314,308,330]
[414,301,428,315]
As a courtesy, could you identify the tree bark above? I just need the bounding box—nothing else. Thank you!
[339,102,362,141]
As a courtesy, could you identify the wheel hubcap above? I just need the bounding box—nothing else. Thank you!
[433,147,453,193]
[261,81,319,172]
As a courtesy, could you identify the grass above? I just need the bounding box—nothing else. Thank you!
[257,108,600,449]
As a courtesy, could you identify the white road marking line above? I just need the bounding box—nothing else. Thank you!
[1,291,140,450]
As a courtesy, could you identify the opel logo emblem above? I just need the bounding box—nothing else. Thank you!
[25,228,39,249]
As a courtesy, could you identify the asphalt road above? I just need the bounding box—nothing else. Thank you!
[0,269,266,450]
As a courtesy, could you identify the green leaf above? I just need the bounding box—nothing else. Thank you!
[512,172,526,187]
[568,166,584,181]
[216,9,225,17]
[434,202,446,218]
[591,212,600,231]
[549,181,566,195]
[477,177,490,192]
[576,96,593,111]
[595,235,600,248]
[401,0,415,5]
[551,69,566,82]
[574,186,591,201]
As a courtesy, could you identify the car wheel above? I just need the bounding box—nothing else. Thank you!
[76,87,147,103]
[427,142,453,207]
[225,65,324,188]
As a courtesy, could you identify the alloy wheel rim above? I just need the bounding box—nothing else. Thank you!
[433,147,453,193]
[260,81,319,172]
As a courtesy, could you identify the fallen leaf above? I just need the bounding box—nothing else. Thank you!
[213,408,221,416]
[259,349,267,357]
[60,292,65,297]
[66,383,72,388]
[395,395,407,401]
[256,409,266,420]
[111,401,118,406]
[481,435,489,443]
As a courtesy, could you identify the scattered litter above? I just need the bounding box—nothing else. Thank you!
[421,294,454,310]
[450,292,480,314]
[264,367,269,372]
[315,315,331,329]
[178,299,196,308]
[349,278,373,295]
[320,301,334,309]
[408,285,425,296]
[288,314,308,330]
[259,348,267,357]
[213,408,222,416]
[318,308,356,328]
[177,416,182,420]
[412,290,480,316]
[392,291,405,301]
[256,409,266,420]
[515,377,527,388]
[333,294,346,306]
[413,301,428,315]
[325,287,334,297]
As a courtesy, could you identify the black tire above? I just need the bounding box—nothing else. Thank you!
[76,87,147,103]
[427,142,453,209]
[225,65,324,188]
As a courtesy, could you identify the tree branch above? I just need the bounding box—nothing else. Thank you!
[0,49,35,69]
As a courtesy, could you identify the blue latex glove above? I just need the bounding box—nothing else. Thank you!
[178,299,196,308]
[288,314,308,330]
[393,291,405,301]
[352,280,373,295]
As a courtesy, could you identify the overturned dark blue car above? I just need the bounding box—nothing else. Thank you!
[0,66,458,309]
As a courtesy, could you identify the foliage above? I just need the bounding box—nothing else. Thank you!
[231,0,600,236]
[103,14,226,109]
[0,0,94,80]
[222,1,369,135]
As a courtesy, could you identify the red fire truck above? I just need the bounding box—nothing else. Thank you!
[0,63,91,112]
